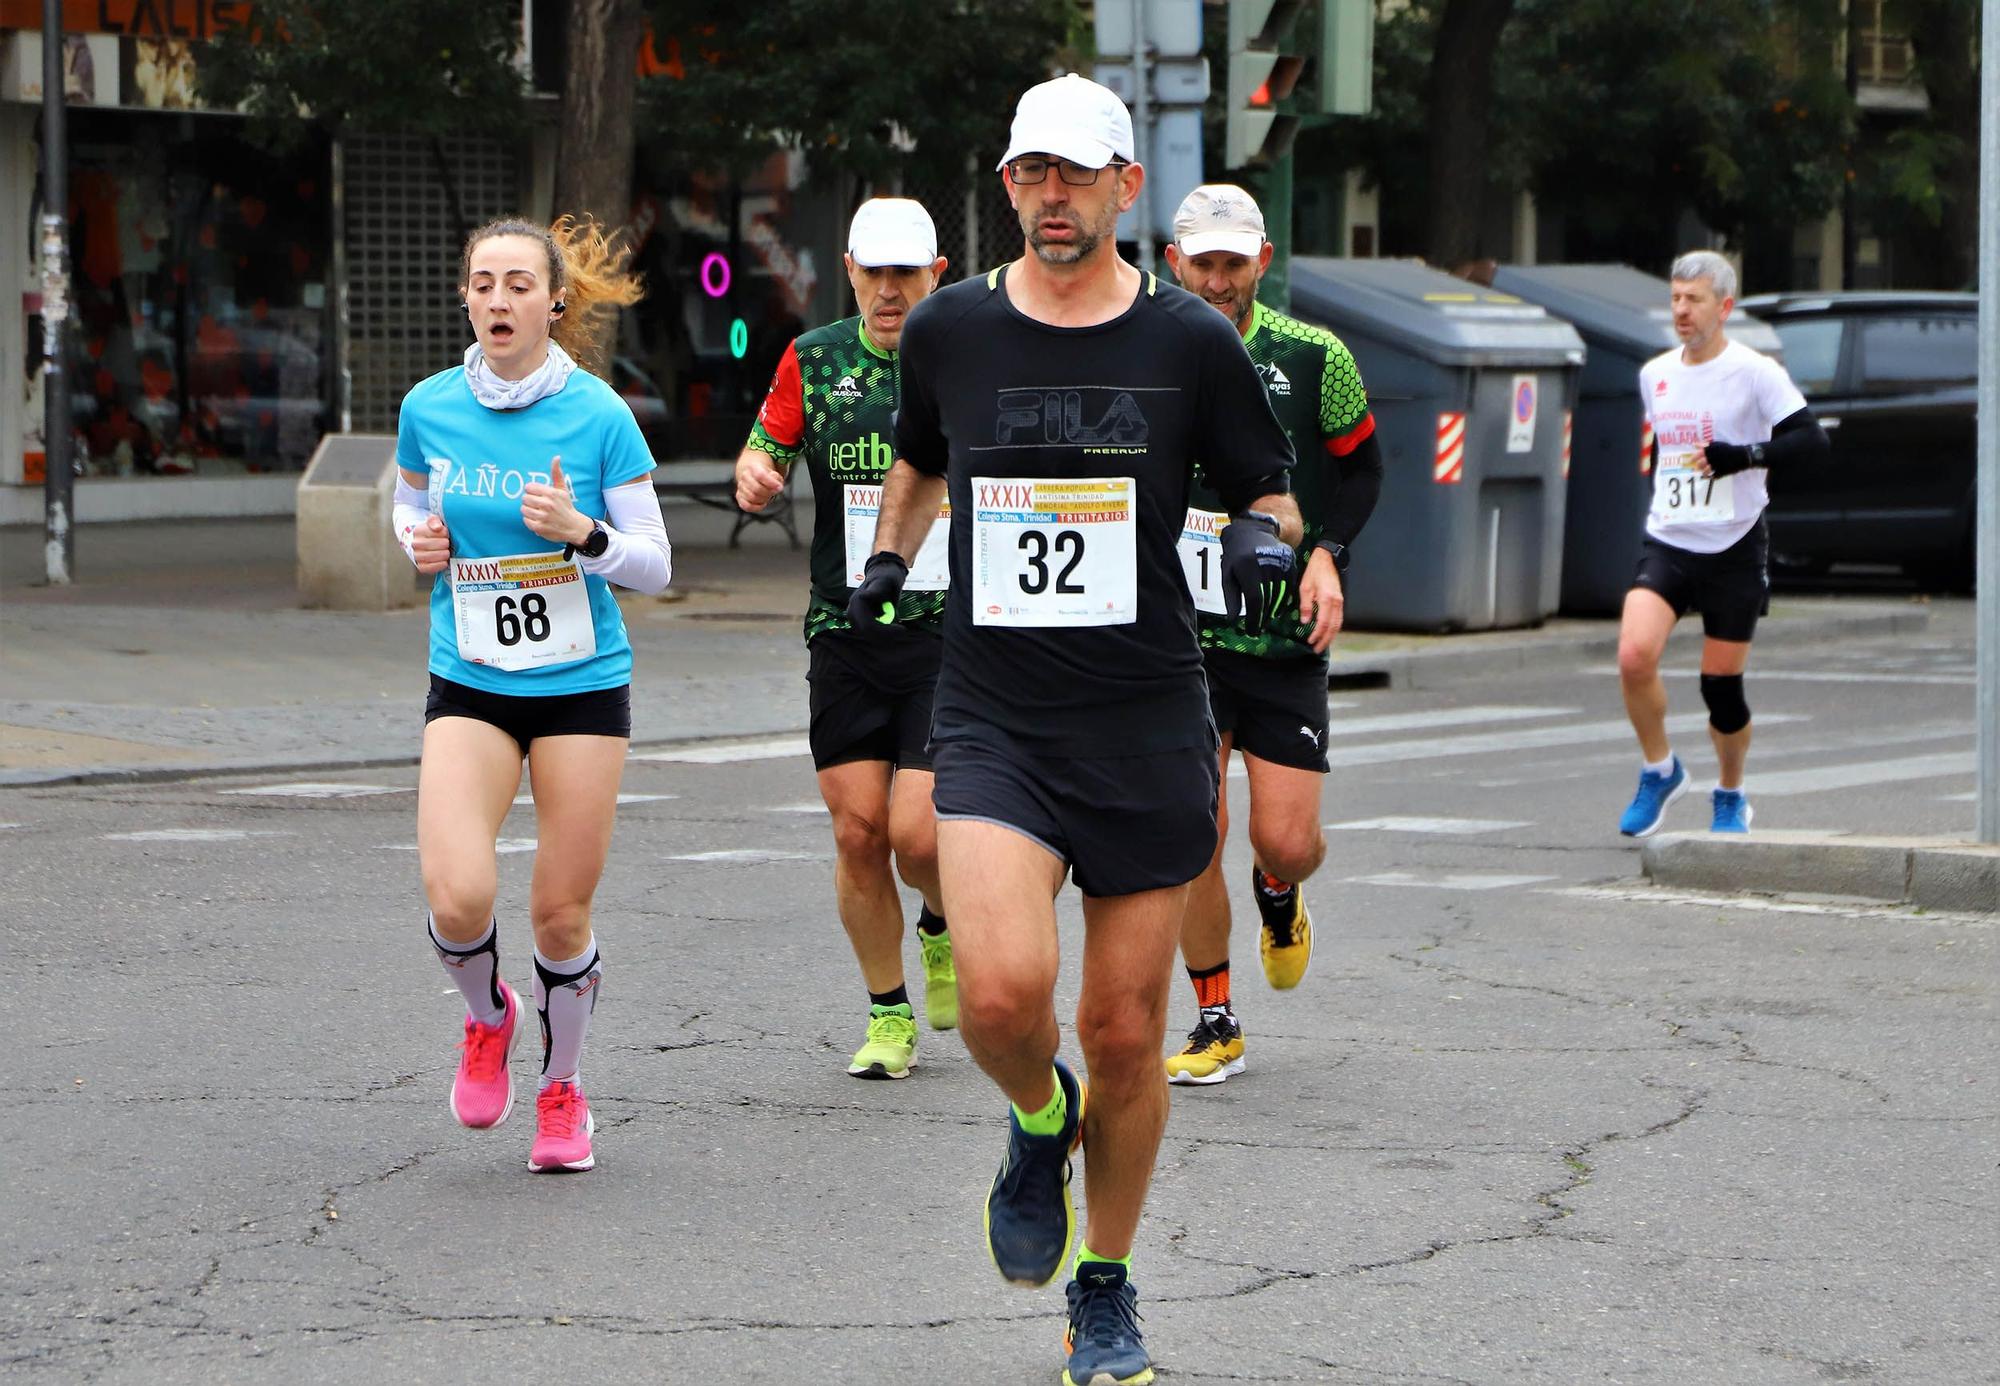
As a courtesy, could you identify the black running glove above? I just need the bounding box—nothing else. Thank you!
[845,551,909,631]
[1219,510,1294,635]
[1701,440,1759,477]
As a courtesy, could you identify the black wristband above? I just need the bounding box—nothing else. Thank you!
[1312,539,1351,573]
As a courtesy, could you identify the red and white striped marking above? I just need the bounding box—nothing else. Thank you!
[1639,420,1655,474]
[1561,410,1573,478]
[1434,412,1466,484]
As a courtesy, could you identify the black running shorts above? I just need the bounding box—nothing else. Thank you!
[807,626,942,772]
[1204,649,1331,773]
[424,675,632,752]
[1631,519,1770,644]
[931,734,1220,898]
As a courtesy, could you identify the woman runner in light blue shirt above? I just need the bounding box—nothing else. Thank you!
[392,216,670,1174]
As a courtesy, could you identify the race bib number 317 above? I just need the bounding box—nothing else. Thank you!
[1652,451,1736,525]
[971,477,1137,627]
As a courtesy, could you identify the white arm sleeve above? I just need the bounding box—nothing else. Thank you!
[579,480,672,595]
[392,473,431,566]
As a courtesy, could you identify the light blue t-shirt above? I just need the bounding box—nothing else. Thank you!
[395,366,656,695]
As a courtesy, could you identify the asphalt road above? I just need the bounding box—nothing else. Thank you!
[5,611,1993,1385]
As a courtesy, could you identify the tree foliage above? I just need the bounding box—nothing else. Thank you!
[636,0,1076,187]
[198,0,528,149]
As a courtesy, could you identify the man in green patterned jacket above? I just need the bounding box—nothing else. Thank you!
[1161,184,1383,1086]
[734,198,954,1080]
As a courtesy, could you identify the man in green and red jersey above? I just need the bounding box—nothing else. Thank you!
[734,198,954,1081]
[1161,184,1381,1087]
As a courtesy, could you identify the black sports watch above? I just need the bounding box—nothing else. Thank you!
[565,521,610,561]
[1312,539,1352,574]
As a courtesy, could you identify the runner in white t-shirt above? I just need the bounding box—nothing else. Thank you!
[1615,251,1829,837]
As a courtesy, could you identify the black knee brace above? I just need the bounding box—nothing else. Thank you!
[1700,673,1750,734]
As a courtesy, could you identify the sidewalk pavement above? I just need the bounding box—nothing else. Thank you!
[6,509,1980,908]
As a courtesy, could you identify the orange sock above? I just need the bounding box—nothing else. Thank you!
[1188,961,1231,1011]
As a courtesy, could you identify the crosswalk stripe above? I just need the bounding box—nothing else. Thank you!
[1327,816,1532,834]
[1320,712,1806,770]
[220,783,404,798]
[1747,751,1974,797]
[667,848,825,863]
[105,828,294,842]
[634,736,812,764]
[1325,705,1576,738]
[513,793,678,806]
[1345,871,1556,891]
[1585,668,1974,687]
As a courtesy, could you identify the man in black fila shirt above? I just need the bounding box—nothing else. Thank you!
[852,74,1301,1386]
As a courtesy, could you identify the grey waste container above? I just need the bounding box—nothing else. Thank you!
[296,433,421,611]
[1288,258,1584,631]
[1490,264,1784,614]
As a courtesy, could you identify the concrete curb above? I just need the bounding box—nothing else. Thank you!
[1642,830,2000,914]
[1331,601,1930,690]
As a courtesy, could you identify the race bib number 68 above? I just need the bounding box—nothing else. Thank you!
[970,476,1136,627]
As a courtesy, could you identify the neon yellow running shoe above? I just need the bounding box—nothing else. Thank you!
[1254,868,1313,991]
[1164,1013,1245,1086]
[848,1003,917,1079]
[919,929,958,1030]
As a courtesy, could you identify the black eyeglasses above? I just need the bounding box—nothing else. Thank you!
[1006,156,1130,187]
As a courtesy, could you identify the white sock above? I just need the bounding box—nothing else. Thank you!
[1643,754,1676,776]
[534,939,602,1089]
[1717,778,1745,793]
[429,914,507,1028]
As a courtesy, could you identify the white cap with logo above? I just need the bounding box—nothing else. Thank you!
[1173,184,1267,258]
[995,73,1136,172]
[848,198,938,268]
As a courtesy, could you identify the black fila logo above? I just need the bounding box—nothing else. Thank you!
[994,389,1150,447]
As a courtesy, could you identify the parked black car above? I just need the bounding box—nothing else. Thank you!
[1736,291,1978,591]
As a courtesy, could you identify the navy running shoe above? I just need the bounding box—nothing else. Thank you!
[1618,756,1688,837]
[985,1059,1083,1287]
[1063,1261,1154,1386]
[1710,787,1753,833]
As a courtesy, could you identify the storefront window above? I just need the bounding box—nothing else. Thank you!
[63,110,331,477]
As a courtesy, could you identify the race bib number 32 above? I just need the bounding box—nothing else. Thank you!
[971,476,1136,627]
[451,551,597,671]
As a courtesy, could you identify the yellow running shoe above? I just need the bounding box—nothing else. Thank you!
[1254,869,1313,990]
[1164,1013,1245,1086]
[848,1004,917,1079]
[919,929,958,1030]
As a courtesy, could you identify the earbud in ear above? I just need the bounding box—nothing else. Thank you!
[551,301,567,316]
[460,302,470,316]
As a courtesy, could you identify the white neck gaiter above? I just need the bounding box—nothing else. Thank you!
[463,340,577,411]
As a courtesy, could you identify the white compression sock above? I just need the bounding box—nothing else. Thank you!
[1643,754,1676,776]
[430,914,507,1027]
[534,940,603,1089]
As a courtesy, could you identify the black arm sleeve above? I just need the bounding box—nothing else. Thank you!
[1707,406,1829,475]
[1320,431,1383,548]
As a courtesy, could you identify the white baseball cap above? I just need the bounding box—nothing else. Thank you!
[995,73,1136,172]
[1173,184,1267,257]
[848,198,938,268]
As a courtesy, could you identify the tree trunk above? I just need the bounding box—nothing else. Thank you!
[1423,0,1516,269]
[1903,0,1979,289]
[553,0,643,368]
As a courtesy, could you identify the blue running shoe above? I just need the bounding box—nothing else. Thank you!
[1063,1262,1154,1386]
[985,1060,1083,1287]
[1711,787,1753,833]
[1618,757,1688,837]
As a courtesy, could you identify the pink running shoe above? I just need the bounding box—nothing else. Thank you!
[450,981,522,1130]
[528,1080,595,1172]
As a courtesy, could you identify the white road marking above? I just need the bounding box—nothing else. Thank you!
[105,829,295,842]
[633,736,812,764]
[1327,816,1532,834]
[378,838,539,855]
[1321,712,1806,770]
[1344,871,1556,891]
[765,803,829,814]
[1583,667,1974,687]
[1554,884,1994,929]
[666,849,824,864]
[1748,751,1974,797]
[220,783,405,798]
[512,793,678,806]
[1326,705,1576,738]
[1942,792,1977,803]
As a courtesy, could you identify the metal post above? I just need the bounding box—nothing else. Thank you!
[40,0,73,584]
[1131,0,1154,271]
[1977,0,1998,842]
